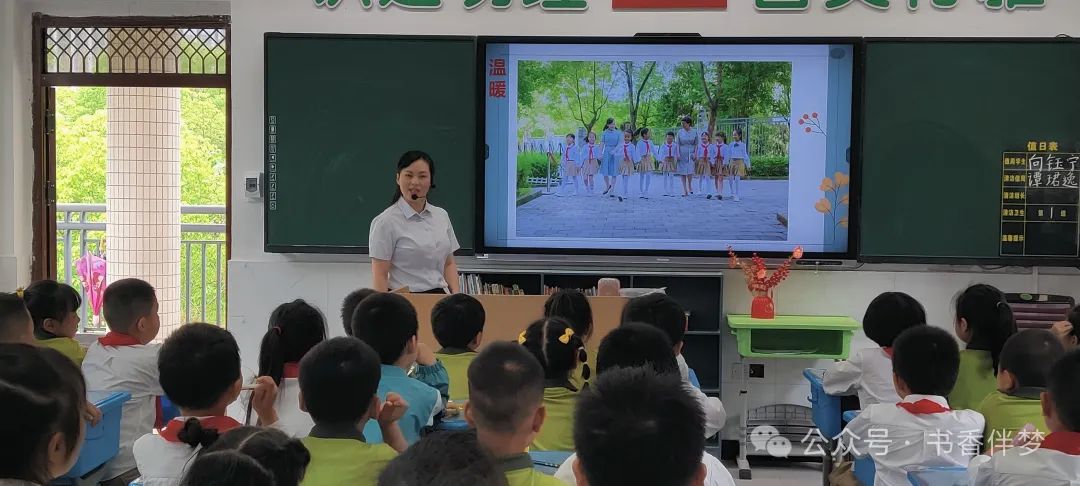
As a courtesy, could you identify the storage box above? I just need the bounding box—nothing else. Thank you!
[61,391,132,479]
[728,315,859,359]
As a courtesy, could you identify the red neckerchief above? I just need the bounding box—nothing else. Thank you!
[98,332,142,347]
[666,143,673,157]
[701,143,710,160]
[644,141,652,153]
[283,361,300,379]
[897,399,951,415]
[623,143,631,161]
[1040,432,1080,456]
[564,144,574,161]
[159,416,243,443]
[882,347,894,358]
[588,144,595,159]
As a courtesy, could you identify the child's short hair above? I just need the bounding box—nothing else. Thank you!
[566,133,576,140]
[623,129,633,137]
[0,292,31,342]
[299,337,381,424]
[259,299,326,385]
[22,280,81,333]
[999,329,1065,389]
[891,326,960,397]
[180,450,274,486]
[351,293,418,365]
[637,127,650,138]
[199,426,310,486]
[377,431,504,486]
[102,278,157,334]
[666,131,675,138]
[431,294,485,350]
[620,293,686,346]
[863,292,927,348]
[519,317,589,384]
[340,288,377,337]
[956,284,1017,373]
[574,367,704,486]
[543,289,593,339]
[0,343,87,483]
[159,323,241,411]
[467,341,544,433]
[1048,349,1080,431]
[597,322,677,376]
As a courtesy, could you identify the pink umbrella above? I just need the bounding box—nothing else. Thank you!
[75,252,107,319]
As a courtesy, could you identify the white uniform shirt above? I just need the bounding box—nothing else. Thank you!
[695,143,718,165]
[727,141,751,168]
[635,140,656,162]
[369,198,460,293]
[561,143,579,166]
[228,374,313,438]
[968,432,1080,486]
[846,394,986,486]
[554,451,736,486]
[618,142,637,162]
[133,434,200,486]
[580,143,600,162]
[678,354,727,438]
[659,142,679,161]
[81,340,163,480]
[823,347,901,406]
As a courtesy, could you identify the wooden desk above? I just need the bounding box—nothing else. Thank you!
[403,294,628,352]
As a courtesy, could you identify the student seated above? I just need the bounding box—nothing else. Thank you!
[0,344,88,485]
[188,426,310,486]
[81,278,164,486]
[845,325,985,486]
[298,337,408,486]
[23,280,85,365]
[431,293,485,401]
[621,293,726,437]
[464,341,563,486]
[241,299,326,436]
[1051,305,1079,350]
[0,292,34,344]
[351,293,447,444]
[340,288,377,337]
[572,367,708,486]
[979,329,1065,449]
[377,431,506,486]
[951,284,1018,411]
[824,292,926,406]
[543,289,594,389]
[969,349,1080,485]
[134,323,279,486]
[555,323,737,486]
[520,317,588,451]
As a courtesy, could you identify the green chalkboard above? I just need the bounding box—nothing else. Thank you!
[264,35,477,253]
[859,41,1080,264]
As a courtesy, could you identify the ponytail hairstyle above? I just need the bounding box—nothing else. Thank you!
[637,127,650,140]
[200,426,311,486]
[180,450,275,486]
[0,343,87,483]
[259,299,327,386]
[178,418,223,449]
[716,132,728,144]
[543,290,593,342]
[518,317,590,386]
[22,280,81,336]
[391,150,436,204]
[955,284,1018,374]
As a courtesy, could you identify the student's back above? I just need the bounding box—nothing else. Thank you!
[81,278,163,484]
[431,294,485,401]
[950,284,1017,411]
[519,317,587,452]
[543,290,594,389]
[978,330,1064,446]
[824,292,926,406]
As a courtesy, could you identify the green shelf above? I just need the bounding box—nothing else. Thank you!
[727,315,860,359]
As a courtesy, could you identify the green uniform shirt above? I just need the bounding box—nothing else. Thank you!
[437,348,477,401]
[530,384,578,452]
[300,423,397,486]
[978,389,1048,446]
[949,349,998,411]
[499,453,564,486]
[37,336,85,366]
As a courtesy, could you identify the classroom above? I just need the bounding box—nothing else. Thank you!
[2,1,1080,485]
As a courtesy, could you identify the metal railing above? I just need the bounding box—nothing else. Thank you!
[56,203,226,332]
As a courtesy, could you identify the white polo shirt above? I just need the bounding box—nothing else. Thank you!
[968,431,1080,486]
[369,198,460,293]
[824,347,901,406]
[846,394,986,486]
[678,354,727,438]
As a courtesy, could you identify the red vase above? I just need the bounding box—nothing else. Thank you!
[750,293,775,319]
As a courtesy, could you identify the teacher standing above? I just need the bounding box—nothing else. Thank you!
[369,150,460,294]
[676,116,699,197]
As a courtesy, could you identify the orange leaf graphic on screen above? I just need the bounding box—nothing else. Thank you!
[839,216,849,228]
[819,178,835,192]
[840,194,850,205]
[834,172,849,186]
[815,198,832,213]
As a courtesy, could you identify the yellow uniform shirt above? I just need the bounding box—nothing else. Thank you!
[978,389,1048,446]
[37,336,85,366]
[500,453,565,486]
[569,355,596,391]
[300,426,397,486]
[530,385,578,452]
[436,348,477,401]
[949,349,997,411]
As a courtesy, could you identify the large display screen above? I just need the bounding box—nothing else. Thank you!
[481,40,856,256]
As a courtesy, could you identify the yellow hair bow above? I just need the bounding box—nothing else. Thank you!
[558,327,575,344]
[15,287,24,299]
[517,332,527,345]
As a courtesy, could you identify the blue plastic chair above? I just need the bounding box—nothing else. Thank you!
[530,451,573,475]
[905,466,969,486]
[687,367,702,389]
[159,395,180,423]
[804,368,842,439]
[56,391,132,485]
[435,417,470,432]
[843,410,876,486]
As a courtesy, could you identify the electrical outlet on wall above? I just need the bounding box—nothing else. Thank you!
[730,363,743,380]
[748,363,765,379]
